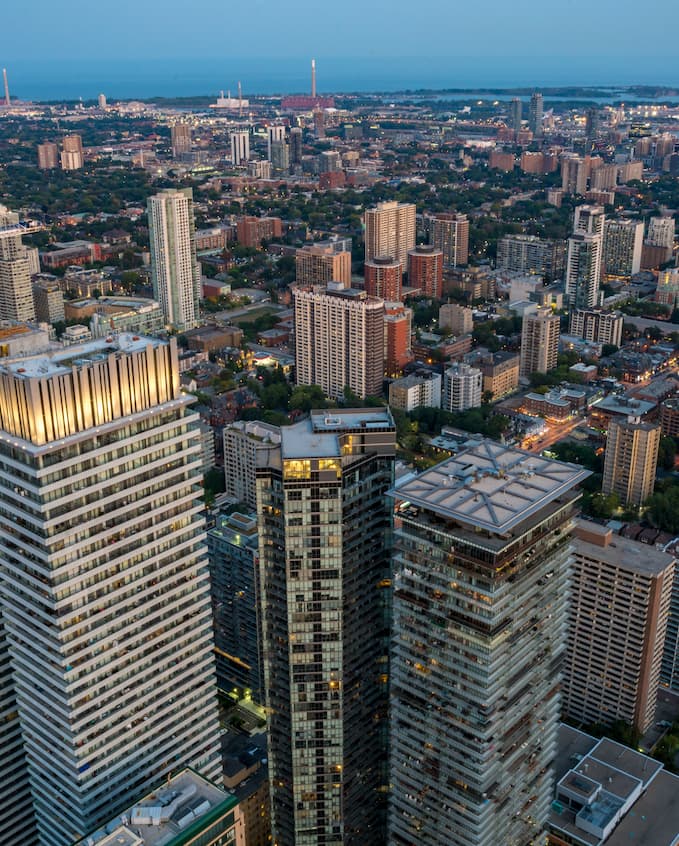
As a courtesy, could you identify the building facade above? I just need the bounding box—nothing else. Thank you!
[364,255,402,301]
[0,205,36,323]
[425,212,469,268]
[223,420,282,510]
[442,361,483,411]
[296,241,352,288]
[364,201,416,269]
[439,303,473,336]
[602,219,644,279]
[519,307,560,378]
[569,307,623,347]
[496,234,566,280]
[602,417,661,507]
[407,245,443,297]
[389,371,442,411]
[565,206,605,309]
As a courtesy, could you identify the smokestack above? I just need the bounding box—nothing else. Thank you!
[3,69,9,107]
[311,58,316,99]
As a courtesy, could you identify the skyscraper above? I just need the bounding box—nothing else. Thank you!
[565,205,605,309]
[37,141,58,169]
[0,204,36,323]
[256,409,396,846]
[0,335,222,846]
[171,123,192,158]
[148,187,201,331]
[289,126,303,166]
[529,92,544,137]
[389,442,588,846]
[510,96,522,136]
[519,307,560,378]
[602,416,661,507]
[407,244,443,297]
[425,212,469,268]
[602,218,644,279]
[60,135,84,170]
[231,130,250,164]
[267,125,286,160]
[364,255,402,301]
[364,201,416,269]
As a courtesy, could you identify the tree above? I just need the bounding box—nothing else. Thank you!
[658,436,677,471]
[646,485,679,533]
[289,384,328,412]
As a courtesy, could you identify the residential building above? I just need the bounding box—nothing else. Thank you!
[602,417,661,507]
[270,140,290,173]
[407,244,443,297]
[569,308,623,347]
[256,409,396,846]
[384,301,413,377]
[0,335,222,846]
[496,234,566,280]
[478,350,520,399]
[439,303,473,336]
[208,512,262,699]
[520,307,560,378]
[442,361,482,411]
[388,371,442,411]
[510,96,522,135]
[529,92,543,137]
[565,205,605,309]
[389,442,589,846]
[602,219,644,279]
[147,188,201,331]
[655,267,679,307]
[425,212,469,268]
[267,125,286,160]
[37,141,58,169]
[60,134,83,170]
[289,126,303,166]
[248,160,272,179]
[293,283,384,399]
[0,204,36,323]
[364,255,402,301]
[562,520,674,734]
[231,130,250,164]
[364,201,416,268]
[647,216,675,251]
[223,420,282,510]
[170,123,192,158]
[660,396,679,438]
[296,241,351,287]
[32,281,65,323]
[236,216,282,248]
[488,150,515,171]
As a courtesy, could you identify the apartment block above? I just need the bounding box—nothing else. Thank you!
[364,201,416,268]
[223,420,282,510]
[442,361,482,411]
[296,241,352,287]
[388,371,442,411]
[520,307,560,378]
[424,212,469,268]
[569,308,623,348]
[602,417,661,507]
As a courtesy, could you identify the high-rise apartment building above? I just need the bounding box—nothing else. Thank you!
[0,204,36,323]
[439,302,473,336]
[296,241,352,288]
[388,371,442,411]
[519,307,560,378]
[560,154,596,195]
[37,141,58,169]
[256,409,396,846]
[442,361,482,411]
[384,301,413,377]
[407,244,443,297]
[293,283,384,399]
[563,520,674,734]
[148,187,201,331]
[569,307,623,347]
[529,92,543,137]
[364,255,402,301]
[267,124,286,160]
[602,417,661,507]
[60,134,83,170]
[655,267,679,307]
[647,215,675,251]
[496,234,566,280]
[170,123,192,158]
[364,201,416,269]
[270,140,290,173]
[389,442,588,846]
[0,335,222,846]
[32,281,65,324]
[510,96,522,135]
[289,126,303,166]
[223,419,282,510]
[237,215,283,248]
[602,218,644,279]
[565,205,605,308]
[477,350,520,399]
[425,212,469,268]
[230,130,250,164]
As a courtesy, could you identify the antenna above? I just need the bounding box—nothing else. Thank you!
[311,59,316,98]
[2,69,9,107]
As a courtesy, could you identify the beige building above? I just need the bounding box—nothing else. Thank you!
[425,212,469,268]
[170,122,192,158]
[569,307,623,347]
[223,420,281,509]
[295,241,351,287]
[563,520,674,733]
[0,205,36,323]
[602,417,661,507]
[439,303,473,336]
[519,307,560,378]
[60,134,83,170]
[32,281,64,323]
[37,141,58,169]
[478,350,520,399]
[364,201,416,269]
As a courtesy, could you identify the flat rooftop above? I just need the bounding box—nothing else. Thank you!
[591,394,655,416]
[281,409,395,460]
[573,519,676,577]
[392,440,590,534]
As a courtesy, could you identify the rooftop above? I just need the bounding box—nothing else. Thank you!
[281,408,395,460]
[391,440,590,534]
[573,519,676,577]
[591,393,655,416]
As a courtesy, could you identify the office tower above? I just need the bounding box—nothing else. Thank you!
[270,139,290,173]
[37,141,58,169]
[364,201,416,269]
[0,204,36,323]
[267,124,286,160]
[389,371,442,411]
[496,234,566,280]
[389,442,588,846]
[289,126,303,166]
[602,417,661,507]
[223,419,282,509]
[602,219,644,278]
[569,307,623,347]
[364,255,402,301]
[32,280,65,323]
[148,187,201,331]
[257,409,396,846]
[295,241,352,287]
[510,96,522,135]
[171,123,192,158]
[407,245,442,297]
[439,303,473,335]
[562,519,674,734]
[230,130,250,164]
[529,91,543,137]
[519,307,560,378]
[0,335,222,846]
[425,212,469,268]
[293,282,384,399]
[208,511,263,699]
[384,301,413,377]
[442,361,482,411]
[60,134,83,170]
[97,93,106,109]
[565,205,605,309]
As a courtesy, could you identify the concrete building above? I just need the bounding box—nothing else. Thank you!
[407,244,442,297]
[389,442,589,846]
[230,130,250,164]
[602,219,644,279]
[256,409,396,846]
[223,420,282,510]
[529,92,544,137]
[647,216,675,253]
[148,188,201,331]
[384,301,413,377]
[602,417,661,507]
[561,155,593,195]
[478,350,520,399]
[236,216,282,248]
[569,308,623,348]
[566,206,605,309]
[267,125,286,160]
[270,140,290,173]
[510,96,522,135]
[442,361,482,411]
[496,234,566,280]
[170,123,192,158]
[295,241,351,287]
[563,520,674,734]
[37,141,58,169]
[439,302,473,336]
[425,212,469,268]
[364,255,402,301]
[0,335,221,846]
[32,281,65,323]
[60,134,83,170]
[388,371,442,411]
[364,201,416,269]
[520,307,560,378]
[293,283,385,399]
[0,205,36,323]
[654,267,679,307]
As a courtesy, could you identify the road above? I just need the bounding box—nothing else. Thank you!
[522,418,585,453]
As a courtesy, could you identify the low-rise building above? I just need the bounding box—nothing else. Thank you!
[388,371,442,411]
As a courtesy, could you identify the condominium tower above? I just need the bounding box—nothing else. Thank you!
[0,335,222,846]
[364,201,416,268]
[529,92,543,137]
[389,441,589,846]
[425,212,469,268]
[496,234,566,280]
[602,218,644,279]
[0,205,36,323]
[148,188,201,331]
[565,205,605,309]
[569,307,623,347]
[602,417,661,507]
[231,130,250,164]
[442,361,483,411]
[519,307,560,378]
[296,240,352,287]
[60,134,83,170]
[257,409,396,846]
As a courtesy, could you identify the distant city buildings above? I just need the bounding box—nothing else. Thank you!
[230,129,250,164]
[60,134,83,170]
[529,91,543,137]
[170,122,192,158]
[37,140,58,169]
